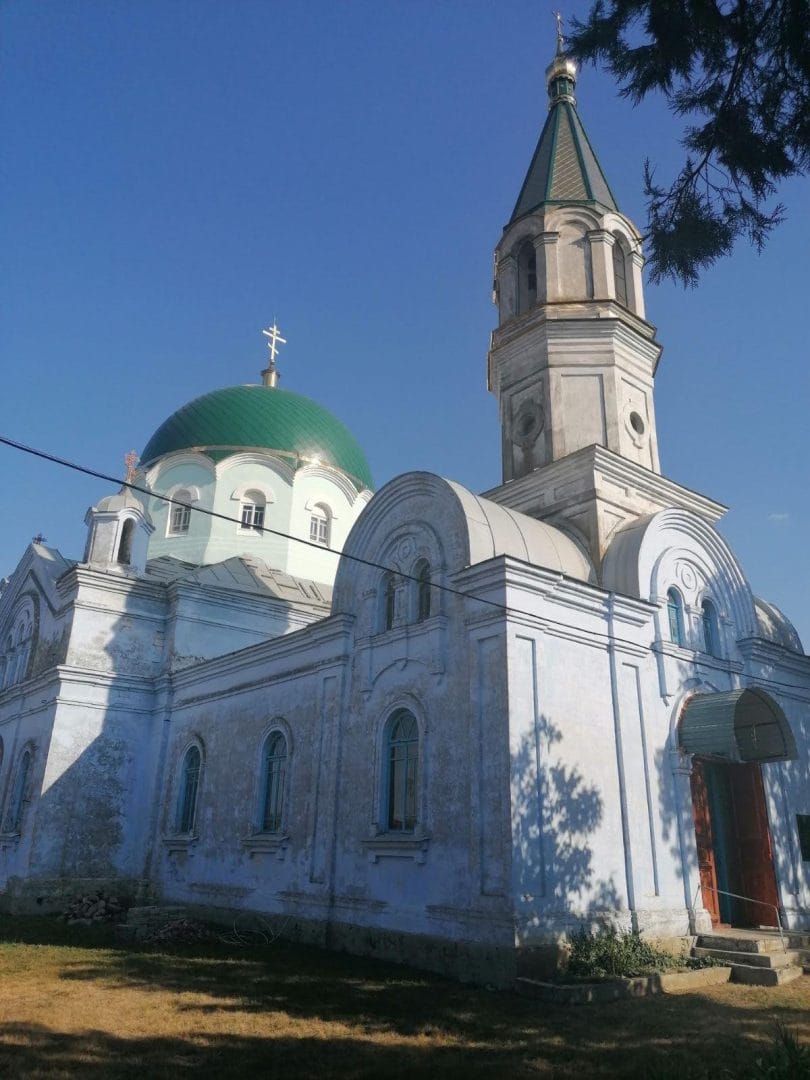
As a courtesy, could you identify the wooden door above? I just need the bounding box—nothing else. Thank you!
[690,760,720,925]
[729,763,780,927]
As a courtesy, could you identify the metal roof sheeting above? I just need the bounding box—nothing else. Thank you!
[141,385,373,492]
[509,100,618,223]
[680,689,798,764]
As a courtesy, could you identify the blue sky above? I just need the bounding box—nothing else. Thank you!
[2,1,808,645]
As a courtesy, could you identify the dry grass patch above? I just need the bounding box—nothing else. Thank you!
[0,916,807,1078]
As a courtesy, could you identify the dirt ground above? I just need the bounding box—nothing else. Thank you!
[0,917,807,1078]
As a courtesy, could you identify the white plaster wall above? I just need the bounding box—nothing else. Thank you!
[28,686,162,880]
[144,451,371,589]
[286,466,371,585]
[0,692,57,891]
[145,455,216,564]
[64,573,167,678]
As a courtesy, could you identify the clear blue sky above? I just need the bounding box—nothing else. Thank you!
[2,1,808,646]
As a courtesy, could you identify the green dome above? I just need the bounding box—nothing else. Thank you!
[141,385,373,491]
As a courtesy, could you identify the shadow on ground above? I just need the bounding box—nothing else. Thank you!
[0,916,808,1079]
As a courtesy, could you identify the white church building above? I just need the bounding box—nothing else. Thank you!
[1,44,808,984]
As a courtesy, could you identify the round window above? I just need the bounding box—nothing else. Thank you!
[629,411,645,435]
[513,401,545,447]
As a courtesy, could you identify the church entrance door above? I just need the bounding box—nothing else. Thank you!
[691,758,780,927]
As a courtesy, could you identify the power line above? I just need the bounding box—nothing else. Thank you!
[0,433,607,630]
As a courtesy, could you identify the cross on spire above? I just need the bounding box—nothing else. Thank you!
[553,10,566,55]
[124,450,139,483]
[261,321,287,387]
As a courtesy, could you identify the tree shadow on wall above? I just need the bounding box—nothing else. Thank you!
[511,716,622,936]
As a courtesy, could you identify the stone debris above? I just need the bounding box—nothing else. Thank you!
[62,892,125,924]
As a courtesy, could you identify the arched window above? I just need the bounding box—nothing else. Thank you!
[309,504,331,546]
[386,709,418,831]
[383,573,397,631]
[260,731,288,833]
[517,239,538,313]
[175,745,201,834]
[13,618,32,685]
[702,598,720,657]
[667,588,686,647]
[117,519,135,564]
[3,749,31,833]
[2,606,34,690]
[612,236,628,307]
[240,490,266,532]
[1,635,12,690]
[414,559,431,622]
[170,490,192,534]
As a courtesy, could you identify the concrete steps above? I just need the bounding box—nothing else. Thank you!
[693,931,806,987]
[692,946,800,969]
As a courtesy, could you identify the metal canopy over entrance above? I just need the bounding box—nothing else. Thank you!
[680,689,797,764]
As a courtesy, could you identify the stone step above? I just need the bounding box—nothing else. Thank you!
[692,947,799,970]
[696,933,785,954]
[729,962,803,987]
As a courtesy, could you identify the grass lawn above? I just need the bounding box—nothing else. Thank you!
[0,916,807,1078]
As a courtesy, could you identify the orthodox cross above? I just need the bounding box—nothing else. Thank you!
[553,10,566,54]
[262,322,287,363]
[261,321,287,387]
[124,450,139,484]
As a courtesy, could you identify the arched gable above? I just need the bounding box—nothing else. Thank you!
[603,509,757,640]
[331,471,594,618]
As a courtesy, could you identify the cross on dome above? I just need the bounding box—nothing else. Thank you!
[124,450,139,483]
[261,321,287,388]
[262,322,287,362]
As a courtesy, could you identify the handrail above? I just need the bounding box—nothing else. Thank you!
[692,883,786,952]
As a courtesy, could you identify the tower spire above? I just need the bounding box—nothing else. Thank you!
[507,18,615,224]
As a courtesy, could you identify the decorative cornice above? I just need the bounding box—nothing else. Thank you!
[491,300,659,352]
[482,445,727,524]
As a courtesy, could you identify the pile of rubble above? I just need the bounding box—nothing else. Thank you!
[62,892,126,924]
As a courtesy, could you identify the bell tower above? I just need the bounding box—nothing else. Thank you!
[485,35,724,562]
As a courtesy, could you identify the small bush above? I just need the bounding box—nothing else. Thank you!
[565,926,690,979]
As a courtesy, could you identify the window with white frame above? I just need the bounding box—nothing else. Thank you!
[174,745,202,834]
[260,731,288,833]
[667,587,686,647]
[3,748,31,833]
[309,504,331,546]
[170,490,193,534]
[240,490,266,532]
[385,709,418,831]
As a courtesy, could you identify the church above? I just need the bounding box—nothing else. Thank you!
[0,40,808,985]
